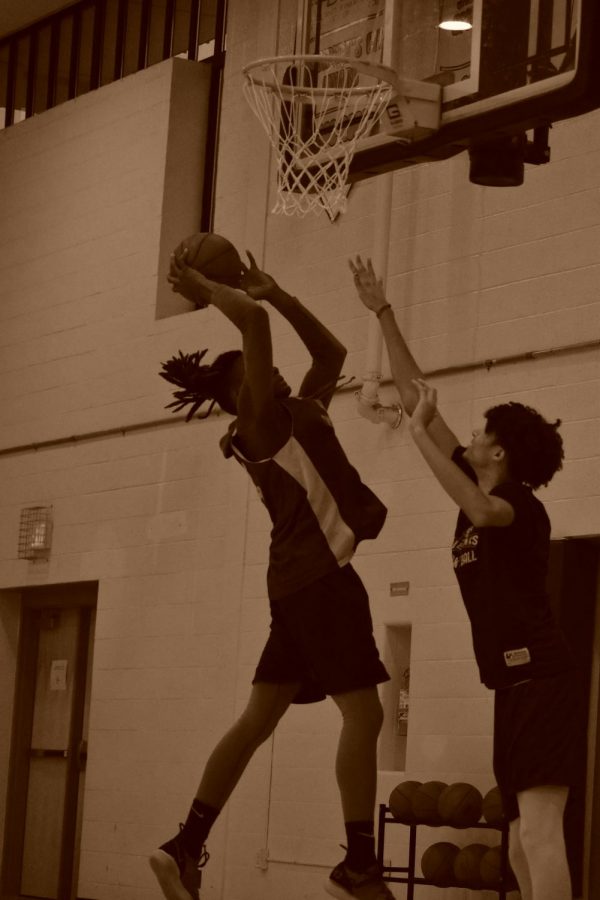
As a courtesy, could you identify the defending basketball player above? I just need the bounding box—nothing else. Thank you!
[150,246,395,900]
[349,255,581,900]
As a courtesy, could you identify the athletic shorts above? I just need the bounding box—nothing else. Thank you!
[253,563,390,704]
[493,669,585,821]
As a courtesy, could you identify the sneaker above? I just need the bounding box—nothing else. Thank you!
[325,860,395,900]
[149,829,209,900]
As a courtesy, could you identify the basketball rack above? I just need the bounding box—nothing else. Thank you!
[377,803,513,899]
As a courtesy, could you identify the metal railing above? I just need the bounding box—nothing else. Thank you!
[0,0,227,227]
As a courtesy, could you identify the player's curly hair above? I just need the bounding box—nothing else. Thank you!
[159,349,242,420]
[484,401,564,490]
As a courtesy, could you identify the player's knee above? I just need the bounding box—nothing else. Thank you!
[236,705,278,746]
[518,786,569,857]
[508,831,527,871]
[361,692,384,735]
[335,687,384,734]
[519,812,563,856]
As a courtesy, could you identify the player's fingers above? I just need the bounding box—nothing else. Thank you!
[245,250,257,269]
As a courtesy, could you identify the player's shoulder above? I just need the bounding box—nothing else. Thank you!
[493,480,549,528]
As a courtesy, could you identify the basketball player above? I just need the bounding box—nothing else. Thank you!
[350,255,580,900]
[151,248,395,900]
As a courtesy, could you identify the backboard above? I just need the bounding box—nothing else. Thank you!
[284,0,600,184]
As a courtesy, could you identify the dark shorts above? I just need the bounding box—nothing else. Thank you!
[493,669,585,821]
[253,563,390,704]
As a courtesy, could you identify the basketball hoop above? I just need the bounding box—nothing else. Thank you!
[242,55,397,218]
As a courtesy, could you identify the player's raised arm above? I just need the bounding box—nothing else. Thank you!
[241,252,346,409]
[349,255,459,456]
[409,380,514,527]
[167,250,282,433]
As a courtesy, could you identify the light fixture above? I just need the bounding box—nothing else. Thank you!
[439,1,473,32]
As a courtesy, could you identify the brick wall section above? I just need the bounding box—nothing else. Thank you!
[0,1,599,899]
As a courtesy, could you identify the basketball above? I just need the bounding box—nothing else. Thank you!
[480,845,502,888]
[410,781,447,825]
[420,842,460,887]
[174,232,244,288]
[388,781,422,824]
[480,845,518,891]
[438,782,483,828]
[453,843,489,889]
[482,785,506,825]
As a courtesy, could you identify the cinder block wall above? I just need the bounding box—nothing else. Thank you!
[0,2,599,900]
[0,55,256,900]
[214,4,600,900]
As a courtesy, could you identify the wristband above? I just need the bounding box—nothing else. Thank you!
[376,303,392,319]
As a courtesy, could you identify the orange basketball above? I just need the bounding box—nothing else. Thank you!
[411,781,447,825]
[480,846,519,891]
[174,232,243,288]
[453,843,489,889]
[388,781,422,824]
[438,782,483,828]
[482,785,506,826]
[480,845,502,888]
[421,842,460,887]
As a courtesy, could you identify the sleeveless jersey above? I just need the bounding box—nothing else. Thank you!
[222,397,387,600]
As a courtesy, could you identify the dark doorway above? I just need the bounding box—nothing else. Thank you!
[1,582,97,900]
[547,538,600,900]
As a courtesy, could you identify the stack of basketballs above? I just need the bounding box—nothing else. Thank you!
[388,780,518,891]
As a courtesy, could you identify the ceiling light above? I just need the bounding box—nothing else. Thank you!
[439,18,472,31]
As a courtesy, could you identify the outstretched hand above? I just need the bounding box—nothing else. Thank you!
[348,255,388,314]
[410,378,438,430]
[240,250,279,301]
[167,249,217,308]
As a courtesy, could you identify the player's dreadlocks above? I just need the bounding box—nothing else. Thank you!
[160,349,355,422]
[159,349,242,420]
[484,401,564,490]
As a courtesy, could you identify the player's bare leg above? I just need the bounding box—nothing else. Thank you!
[517,785,571,900]
[150,682,299,900]
[508,818,533,900]
[325,687,394,900]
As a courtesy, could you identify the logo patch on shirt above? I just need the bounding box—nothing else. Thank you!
[503,647,531,667]
[452,525,479,569]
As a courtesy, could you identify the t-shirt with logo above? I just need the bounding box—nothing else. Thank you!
[221,397,387,601]
[451,446,574,689]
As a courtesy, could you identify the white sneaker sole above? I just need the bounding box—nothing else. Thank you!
[149,849,195,900]
[324,877,354,900]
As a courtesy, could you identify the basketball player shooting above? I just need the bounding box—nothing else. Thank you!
[151,242,396,900]
[350,255,582,900]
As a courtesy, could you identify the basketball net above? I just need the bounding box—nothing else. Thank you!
[242,55,396,218]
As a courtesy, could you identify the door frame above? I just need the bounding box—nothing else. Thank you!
[1,582,97,900]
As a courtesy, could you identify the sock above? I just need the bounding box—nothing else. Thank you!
[179,799,220,858]
[344,820,377,871]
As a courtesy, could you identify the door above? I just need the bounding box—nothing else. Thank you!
[547,539,600,900]
[2,583,96,900]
